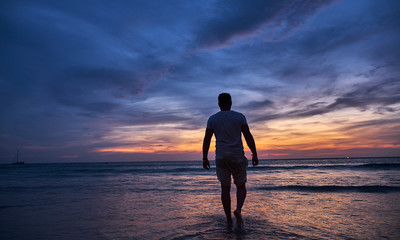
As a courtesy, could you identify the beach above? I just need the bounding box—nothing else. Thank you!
[1,158,399,239]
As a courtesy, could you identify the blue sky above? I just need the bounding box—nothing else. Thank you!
[1,0,400,162]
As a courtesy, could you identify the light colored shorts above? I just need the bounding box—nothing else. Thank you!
[215,154,248,187]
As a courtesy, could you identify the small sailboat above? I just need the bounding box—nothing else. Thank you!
[12,150,24,165]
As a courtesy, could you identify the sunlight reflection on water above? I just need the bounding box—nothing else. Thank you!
[90,175,400,239]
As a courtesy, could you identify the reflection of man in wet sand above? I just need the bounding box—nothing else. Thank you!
[202,93,258,230]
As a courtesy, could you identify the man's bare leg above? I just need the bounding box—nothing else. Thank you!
[234,183,246,228]
[221,185,233,227]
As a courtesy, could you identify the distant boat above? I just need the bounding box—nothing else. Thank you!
[12,150,24,165]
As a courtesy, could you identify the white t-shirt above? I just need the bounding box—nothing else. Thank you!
[207,110,247,156]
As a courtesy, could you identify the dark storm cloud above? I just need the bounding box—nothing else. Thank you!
[194,0,337,49]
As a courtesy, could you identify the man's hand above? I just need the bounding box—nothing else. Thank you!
[252,155,259,166]
[203,159,210,170]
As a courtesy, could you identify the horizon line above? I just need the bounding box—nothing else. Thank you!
[2,156,399,164]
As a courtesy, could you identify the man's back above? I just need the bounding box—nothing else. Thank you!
[207,110,246,153]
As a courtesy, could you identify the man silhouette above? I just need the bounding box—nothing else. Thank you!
[202,93,258,230]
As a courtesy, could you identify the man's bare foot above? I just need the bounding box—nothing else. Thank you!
[227,218,233,229]
[234,210,244,230]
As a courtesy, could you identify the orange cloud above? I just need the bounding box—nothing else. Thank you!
[94,106,399,159]
[95,124,206,154]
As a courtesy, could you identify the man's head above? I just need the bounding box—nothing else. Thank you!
[218,93,232,110]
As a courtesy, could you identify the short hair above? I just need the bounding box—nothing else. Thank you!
[218,93,232,108]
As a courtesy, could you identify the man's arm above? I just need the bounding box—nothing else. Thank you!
[241,124,259,166]
[202,128,213,169]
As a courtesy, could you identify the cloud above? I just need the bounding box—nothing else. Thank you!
[300,77,400,115]
[0,0,172,121]
[49,64,169,112]
[342,118,400,131]
[240,99,275,111]
[329,80,400,109]
[193,0,337,49]
[253,77,400,123]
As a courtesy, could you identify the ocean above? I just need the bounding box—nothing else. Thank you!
[1,157,399,239]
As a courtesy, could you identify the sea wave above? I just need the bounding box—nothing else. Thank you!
[248,163,400,171]
[104,162,400,173]
[256,185,400,193]
[35,163,400,177]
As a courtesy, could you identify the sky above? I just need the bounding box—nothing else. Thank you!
[1,0,400,163]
